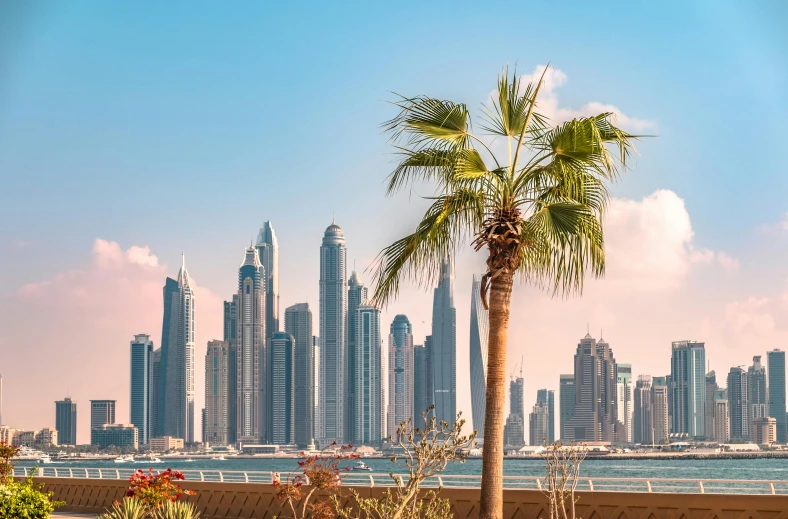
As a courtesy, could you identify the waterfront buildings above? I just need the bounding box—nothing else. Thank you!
[559,375,575,441]
[413,340,432,424]
[388,315,414,439]
[256,221,280,341]
[91,424,138,450]
[713,389,730,443]
[204,340,229,445]
[752,416,777,445]
[157,256,196,442]
[705,371,718,441]
[670,341,706,438]
[652,376,669,443]
[130,334,154,445]
[319,222,347,446]
[236,246,266,444]
[536,389,555,444]
[748,356,768,439]
[727,367,750,441]
[431,260,457,426]
[616,364,633,443]
[504,371,525,447]
[469,275,489,439]
[285,303,315,448]
[767,349,786,443]
[346,271,367,443]
[35,428,58,447]
[90,400,116,430]
[55,397,77,445]
[354,303,383,446]
[633,375,652,444]
[150,435,184,452]
[268,332,295,445]
[529,403,550,446]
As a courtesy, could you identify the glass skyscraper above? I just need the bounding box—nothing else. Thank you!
[387,315,414,439]
[286,303,315,448]
[559,374,575,440]
[748,356,768,437]
[205,340,229,445]
[633,375,652,444]
[354,303,383,445]
[223,296,239,444]
[616,364,633,443]
[90,400,116,430]
[469,275,489,439]
[319,222,347,446]
[670,340,706,438]
[413,339,433,425]
[346,271,367,443]
[431,261,456,426]
[256,221,280,340]
[767,349,786,443]
[268,332,295,445]
[55,397,77,445]
[536,389,555,443]
[129,334,153,445]
[727,367,749,441]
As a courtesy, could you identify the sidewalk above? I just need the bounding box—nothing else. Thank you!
[53,514,95,518]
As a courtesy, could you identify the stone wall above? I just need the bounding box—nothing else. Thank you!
[35,477,788,518]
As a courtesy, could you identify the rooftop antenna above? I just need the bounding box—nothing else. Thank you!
[520,356,523,378]
[332,212,335,225]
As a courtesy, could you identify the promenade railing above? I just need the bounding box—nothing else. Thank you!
[13,467,788,495]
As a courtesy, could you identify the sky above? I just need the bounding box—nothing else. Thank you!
[1,1,787,443]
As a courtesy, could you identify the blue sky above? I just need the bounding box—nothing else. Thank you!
[1,1,787,437]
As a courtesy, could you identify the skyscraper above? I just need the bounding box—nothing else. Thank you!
[236,246,266,444]
[354,303,383,445]
[727,367,749,441]
[616,364,633,443]
[224,296,238,444]
[705,371,718,441]
[130,334,154,445]
[55,397,77,445]
[670,341,706,438]
[633,375,653,444]
[713,389,730,443]
[652,376,669,443]
[504,371,525,447]
[559,375,575,441]
[469,275,489,439]
[157,256,196,442]
[388,315,414,439]
[346,271,367,443]
[268,332,295,445]
[319,222,347,446]
[90,400,116,430]
[529,403,550,446]
[431,260,456,426]
[256,221,280,340]
[205,340,229,445]
[413,340,433,425]
[536,389,555,444]
[286,303,315,448]
[767,349,786,443]
[150,348,161,441]
[748,356,768,439]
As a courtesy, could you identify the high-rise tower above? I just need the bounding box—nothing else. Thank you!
[90,400,116,429]
[319,222,347,446]
[388,315,414,439]
[652,376,669,443]
[236,246,266,444]
[268,332,295,445]
[767,349,786,443]
[413,339,433,424]
[469,275,489,439]
[224,296,239,444]
[431,261,456,426]
[705,371,718,441]
[504,370,525,447]
[157,256,196,442]
[130,334,154,445]
[728,367,749,441]
[670,341,706,438]
[633,375,653,444]
[256,221,280,339]
[346,271,367,443]
[354,302,383,445]
[205,340,229,445]
[55,397,77,445]
[748,356,768,439]
[536,389,555,443]
[559,375,575,441]
[616,364,633,443]
[285,303,315,448]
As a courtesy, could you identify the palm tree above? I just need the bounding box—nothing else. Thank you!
[371,65,639,519]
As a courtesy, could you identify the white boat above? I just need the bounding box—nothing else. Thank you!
[351,461,372,472]
[114,455,134,463]
[184,459,194,462]
[214,456,226,461]
[39,454,52,464]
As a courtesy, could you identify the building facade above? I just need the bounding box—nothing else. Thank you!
[431,261,456,426]
[55,397,77,446]
[767,349,786,443]
[285,303,315,448]
[150,435,184,452]
[529,403,550,446]
[268,332,295,445]
[256,221,280,342]
[652,377,669,444]
[469,275,489,439]
[727,367,750,441]
[157,256,196,442]
[223,296,238,444]
[236,246,266,444]
[748,356,768,440]
[704,371,718,441]
[633,375,652,444]
[504,373,525,447]
[90,400,116,430]
[670,341,706,438]
[205,340,229,445]
[354,303,383,446]
[413,341,433,424]
[346,271,367,443]
[536,389,555,444]
[616,364,633,443]
[388,315,414,439]
[752,417,777,445]
[319,222,347,446]
[91,424,138,450]
[559,375,575,441]
[130,334,154,445]
[713,389,730,443]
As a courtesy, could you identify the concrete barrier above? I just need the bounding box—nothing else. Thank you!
[35,477,788,518]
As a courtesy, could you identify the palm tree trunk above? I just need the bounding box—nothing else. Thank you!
[479,271,514,519]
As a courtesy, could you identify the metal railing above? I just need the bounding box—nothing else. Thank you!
[13,467,788,495]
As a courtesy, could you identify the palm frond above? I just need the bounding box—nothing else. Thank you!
[386,148,491,195]
[481,67,548,138]
[383,95,471,150]
[370,189,486,306]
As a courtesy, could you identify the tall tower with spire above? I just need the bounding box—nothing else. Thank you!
[346,270,367,442]
[236,246,266,443]
[431,260,457,426]
[319,221,347,446]
[157,254,196,442]
[256,221,280,340]
[469,275,489,438]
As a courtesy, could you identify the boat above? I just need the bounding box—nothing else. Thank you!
[184,459,194,462]
[351,461,372,472]
[39,454,52,464]
[114,455,134,463]
[214,456,226,461]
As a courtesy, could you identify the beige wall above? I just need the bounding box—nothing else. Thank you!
[34,477,788,519]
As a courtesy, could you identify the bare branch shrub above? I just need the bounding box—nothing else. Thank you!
[540,442,587,519]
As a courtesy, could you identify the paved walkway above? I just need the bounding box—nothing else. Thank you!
[53,513,95,518]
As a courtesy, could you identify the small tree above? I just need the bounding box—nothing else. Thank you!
[540,443,587,519]
[0,442,19,481]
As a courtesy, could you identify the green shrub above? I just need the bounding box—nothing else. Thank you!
[98,497,149,519]
[151,501,200,519]
[0,479,60,519]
